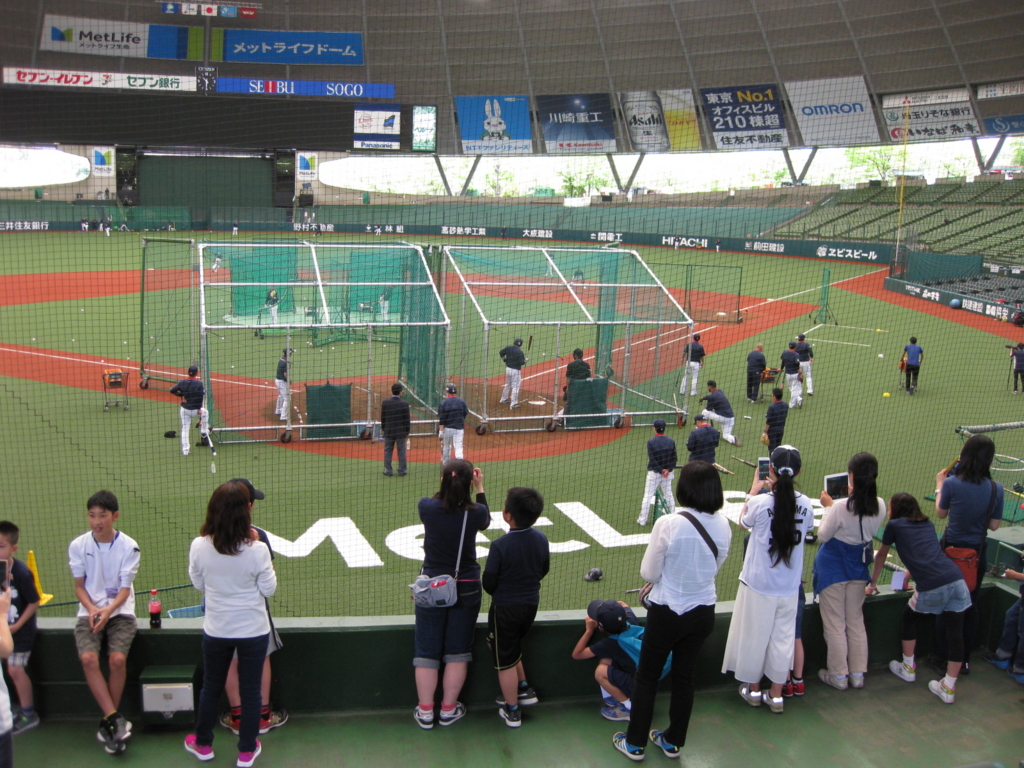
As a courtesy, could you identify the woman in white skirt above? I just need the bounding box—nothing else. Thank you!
[722,445,814,713]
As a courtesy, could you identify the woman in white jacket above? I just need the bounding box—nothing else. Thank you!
[185,480,276,768]
[613,461,732,762]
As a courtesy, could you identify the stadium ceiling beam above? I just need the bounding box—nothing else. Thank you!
[459,155,481,197]
[432,154,453,197]
[781,148,818,185]
[972,136,1007,173]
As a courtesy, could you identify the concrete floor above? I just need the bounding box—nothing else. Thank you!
[13,659,1024,767]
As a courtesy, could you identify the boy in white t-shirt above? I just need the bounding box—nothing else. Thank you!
[68,491,141,755]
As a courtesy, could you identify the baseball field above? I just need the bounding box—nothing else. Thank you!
[3,230,1023,619]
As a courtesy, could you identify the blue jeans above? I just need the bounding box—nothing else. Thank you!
[997,596,1024,673]
[413,580,481,668]
[195,632,268,753]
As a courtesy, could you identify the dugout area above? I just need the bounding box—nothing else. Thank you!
[443,245,692,432]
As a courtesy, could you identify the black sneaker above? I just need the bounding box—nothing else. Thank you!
[109,713,132,743]
[499,704,522,728]
[96,718,127,755]
[495,686,538,706]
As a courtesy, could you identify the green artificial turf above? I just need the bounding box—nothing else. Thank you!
[3,231,1021,619]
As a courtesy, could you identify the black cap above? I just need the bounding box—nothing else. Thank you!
[797,334,805,341]
[188,365,199,376]
[788,341,797,349]
[514,337,523,346]
[587,599,628,634]
[770,445,802,477]
[653,419,667,431]
[230,478,265,501]
[693,333,700,341]
[445,383,457,394]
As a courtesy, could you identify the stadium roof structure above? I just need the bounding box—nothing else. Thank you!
[2,0,1023,153]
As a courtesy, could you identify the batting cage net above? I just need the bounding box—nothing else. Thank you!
[443,245,692,432]
[138,237,200,392]
[197,240,449,444]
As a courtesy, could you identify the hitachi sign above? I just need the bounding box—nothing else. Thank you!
[662,236,708,248]
[79,30,141,44]
[801,102,865,116]
[249,80,295,94]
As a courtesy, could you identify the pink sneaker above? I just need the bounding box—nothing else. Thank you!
[237,739,262,768]
[184,734,215,762]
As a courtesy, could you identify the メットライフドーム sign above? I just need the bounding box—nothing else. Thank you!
[700,84,789,149]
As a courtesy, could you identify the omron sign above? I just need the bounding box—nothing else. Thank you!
[785,76,879,146]
[801,102,865,115]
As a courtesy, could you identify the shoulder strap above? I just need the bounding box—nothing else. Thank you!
[680,511,719,560]
[983,479,998,541]
[453,510,469,578]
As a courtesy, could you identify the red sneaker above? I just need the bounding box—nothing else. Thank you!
[792,678,805,696]
[781,680,794,698]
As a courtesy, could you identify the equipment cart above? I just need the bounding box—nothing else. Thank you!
[102,369,130,411]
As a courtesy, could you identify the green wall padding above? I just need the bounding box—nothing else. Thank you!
[139,156,273,208]
[305,382,353,438]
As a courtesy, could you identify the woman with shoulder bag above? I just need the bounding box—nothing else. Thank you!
[813,452,886,691]
[932,434,1003,674]
[612,461,732,762]
[412,460,489,730]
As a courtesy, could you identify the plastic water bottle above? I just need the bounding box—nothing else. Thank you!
[149,589,162,629]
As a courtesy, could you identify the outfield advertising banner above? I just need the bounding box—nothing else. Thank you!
[984,115,1024,135]
[784,77,878,146]
[40,15,202,60]
[412,106,437,152]
[353,104,400,150]
[297,153,317,182]
[699,84,789,149]
[214,77,393,98]
[536,94,617,153]
[455,96,533,154]
[618,89,701,151]
[977,81,1024,100]
[882,100,981,142]
[3,67,197,91]
[885,278,1014,323]
[91,147,116,178]
[882,88,971,108]
[211,28,363,65]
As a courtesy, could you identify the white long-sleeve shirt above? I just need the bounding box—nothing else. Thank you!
[640,508,731,616]
[68,530,141,619]
[189,536,276,638]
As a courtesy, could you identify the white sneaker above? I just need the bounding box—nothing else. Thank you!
[636,518,647,526]
[928,679,955,704]
[738,683,761,707]
[889,660,916,682]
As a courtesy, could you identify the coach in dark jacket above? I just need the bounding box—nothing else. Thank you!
[381,382,412,476]
[746,343,766,402]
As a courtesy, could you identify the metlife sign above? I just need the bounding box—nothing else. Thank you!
[213,29,364,65]
[785,77,878,146]
[40,15,201,60]
[215,78,393,98]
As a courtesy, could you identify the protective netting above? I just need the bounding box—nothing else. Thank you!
[444,245,691,432]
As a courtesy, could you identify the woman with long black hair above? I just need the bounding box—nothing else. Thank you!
[722,445,814,714]
[813,452,886,690]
